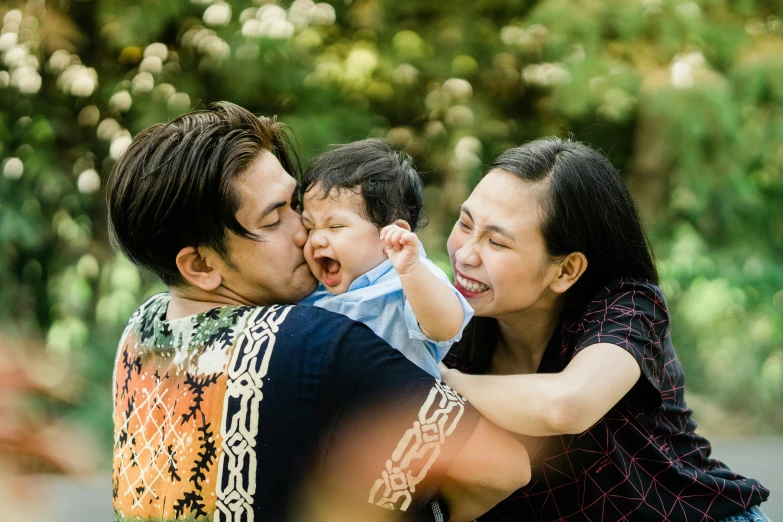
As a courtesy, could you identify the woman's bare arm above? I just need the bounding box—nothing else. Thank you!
[440,343,642,436]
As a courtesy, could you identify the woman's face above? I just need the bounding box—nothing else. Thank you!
[447,169,561,320]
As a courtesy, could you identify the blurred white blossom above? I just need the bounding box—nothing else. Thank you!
[139,56,162,74]
[77,169,101,194]
[131,72,155,94]
[522,63,571,87]
[3,157,24,179]
[670,51,706,89]
[167,92,191,113]
[109,90,132,112]
[109,132,133,159]
[203,2,232,27]
[144,43,169,61]
[97,118,122,141]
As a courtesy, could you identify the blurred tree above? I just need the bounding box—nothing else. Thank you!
[1,0,782,457]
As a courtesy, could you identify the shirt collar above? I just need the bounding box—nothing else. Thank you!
[347,241,428,291]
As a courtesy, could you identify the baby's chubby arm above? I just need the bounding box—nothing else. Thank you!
[380,221,465,342]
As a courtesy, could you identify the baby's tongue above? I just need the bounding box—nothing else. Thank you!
[322,258,341,288]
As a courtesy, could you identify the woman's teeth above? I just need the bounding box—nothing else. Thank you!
[456,274,490,293]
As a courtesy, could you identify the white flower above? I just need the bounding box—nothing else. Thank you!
[109,90,133,112]
[47,49,71,74]
[139,56,162,74]
[203,2,232,27]
[310,3,336,26]
[454,136,482,170]
[78,105,100,127]
[77,169,101,194]
[167,92,191,113]
[242,19,263,38]
[443,78,473,102]
[259,18,294,39]
[131,72,155,94]
[522,63,571,87]
[2,45,27,67]
[670,52,705,89]
[97,118,121,141]
[11,65,41,94]
[3,157,24,179]
[110,132,133,160]
[3,10,22,25]
[0,70,9,88]
[71,75,96,97]
[144,43,168,61]
[0,32,18,52]
[239,8,257,23]
[391,64,419,86]
[257,5,287,21]
[152,83,176,102]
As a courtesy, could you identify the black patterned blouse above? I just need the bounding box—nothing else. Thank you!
[445,278,769,521]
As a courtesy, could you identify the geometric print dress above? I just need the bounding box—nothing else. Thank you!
[113,293,479,521]
[446,278,769,522]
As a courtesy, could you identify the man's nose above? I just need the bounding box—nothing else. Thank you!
[292,213,309,248]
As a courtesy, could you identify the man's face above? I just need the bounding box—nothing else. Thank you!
[215,151,317,305]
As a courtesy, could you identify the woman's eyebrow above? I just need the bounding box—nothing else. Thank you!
[460,205,515,241]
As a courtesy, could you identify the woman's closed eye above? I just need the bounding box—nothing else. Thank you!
[458,220,472,231]
[489,239,508,249]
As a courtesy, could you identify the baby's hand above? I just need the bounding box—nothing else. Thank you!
[380,221,420,275]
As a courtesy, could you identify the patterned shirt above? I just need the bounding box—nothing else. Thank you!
[299,251,473,378]
[445,278,769,522]
[112,293,479,522]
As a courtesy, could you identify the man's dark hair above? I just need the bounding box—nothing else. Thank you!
[459,137,659,373]
[301,138,425,231]
[106,101,301,287]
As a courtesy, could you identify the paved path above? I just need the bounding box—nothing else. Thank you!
[23,436,782,521]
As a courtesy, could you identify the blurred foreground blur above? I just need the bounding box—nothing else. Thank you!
[0,335,96,521]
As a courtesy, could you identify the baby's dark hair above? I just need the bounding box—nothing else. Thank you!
[302,138,425,231]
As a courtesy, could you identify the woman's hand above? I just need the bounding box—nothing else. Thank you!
[439,363,461,387]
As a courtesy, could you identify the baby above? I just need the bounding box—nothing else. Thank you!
[298,139,473,378]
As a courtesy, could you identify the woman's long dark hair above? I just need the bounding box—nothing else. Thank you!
[457,137,659,373]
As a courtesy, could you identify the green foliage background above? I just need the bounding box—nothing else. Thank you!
[1,0,782,454]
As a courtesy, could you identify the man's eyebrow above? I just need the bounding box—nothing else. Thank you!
[258,201,287,224]
[459,205,515,241]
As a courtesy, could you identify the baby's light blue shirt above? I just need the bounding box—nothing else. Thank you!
[298,248,474,378]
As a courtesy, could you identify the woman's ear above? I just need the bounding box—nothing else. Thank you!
[550,252,587,295]
[175,246,223,291]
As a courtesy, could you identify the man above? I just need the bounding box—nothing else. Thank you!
[107,102,530,522]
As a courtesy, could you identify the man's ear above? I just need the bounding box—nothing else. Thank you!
[175,246,223,291]
[550,252,587,295]
[393,219,412,232]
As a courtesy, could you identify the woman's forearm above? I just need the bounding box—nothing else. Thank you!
[441,369,578,436]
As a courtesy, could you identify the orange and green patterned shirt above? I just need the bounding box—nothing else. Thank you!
[112,293,479,521]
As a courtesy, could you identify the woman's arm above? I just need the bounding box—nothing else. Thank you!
[440,343,642,436]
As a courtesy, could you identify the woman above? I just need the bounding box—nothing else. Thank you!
[440,138,770,522]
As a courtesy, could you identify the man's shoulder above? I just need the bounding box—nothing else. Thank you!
[247,304,381,345]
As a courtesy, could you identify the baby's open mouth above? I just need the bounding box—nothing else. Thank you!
[316,256,342,287]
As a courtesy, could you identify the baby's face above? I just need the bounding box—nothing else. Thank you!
[301,184,388,295]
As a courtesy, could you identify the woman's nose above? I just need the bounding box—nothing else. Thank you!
[455,238,480,266]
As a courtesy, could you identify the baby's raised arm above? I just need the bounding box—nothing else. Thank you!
[380,222,465,342]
